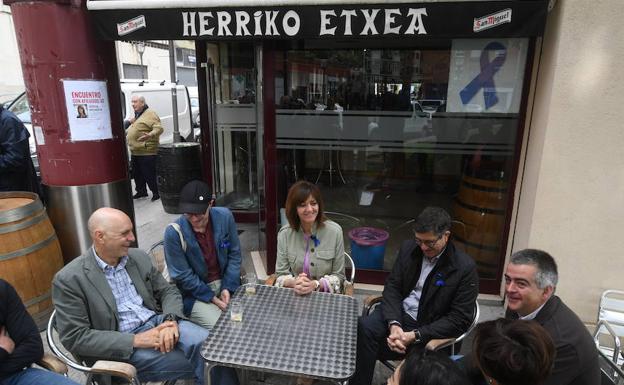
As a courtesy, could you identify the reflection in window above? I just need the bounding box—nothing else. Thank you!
[274,44,525,280]
[208,42,259,211]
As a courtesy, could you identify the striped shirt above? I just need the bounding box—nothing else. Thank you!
[93,248,156,332]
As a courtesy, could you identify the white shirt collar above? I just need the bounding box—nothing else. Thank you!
[519,299,549,320]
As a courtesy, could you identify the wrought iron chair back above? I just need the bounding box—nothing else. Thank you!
[361,298,480,371]
[46,310,141,385]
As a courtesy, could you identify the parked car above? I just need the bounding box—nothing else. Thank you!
[1,92,22,109]
[6,92,39,177]
[7,82,194,179]
[120,80,194,143]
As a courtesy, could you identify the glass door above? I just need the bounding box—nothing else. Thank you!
[204,42,261,213]
[202,41,265,261]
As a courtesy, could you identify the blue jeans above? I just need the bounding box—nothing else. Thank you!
[0,368,79,385]
[129,315,238,385]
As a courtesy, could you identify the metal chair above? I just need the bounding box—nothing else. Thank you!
[46,310,140,385]
[148,240,171,282]
[361,297,480,371]
[595,290,624,366]
[599,348,624,385]
[343,252,356,296]
[36,354,69,377]
[266,252,356,296]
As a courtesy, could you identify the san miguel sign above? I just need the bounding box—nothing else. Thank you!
[89,1,548,41]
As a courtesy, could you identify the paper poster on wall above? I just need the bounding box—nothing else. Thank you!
[446,38,528,113]
[62,80,112,141]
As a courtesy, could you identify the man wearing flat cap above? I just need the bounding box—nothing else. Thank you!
[164,180,242,329]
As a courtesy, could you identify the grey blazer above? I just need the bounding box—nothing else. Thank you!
[51,247,184,362]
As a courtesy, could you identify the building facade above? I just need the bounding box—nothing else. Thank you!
[13,0,623,323]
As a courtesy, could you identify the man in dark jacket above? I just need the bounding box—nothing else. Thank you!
[0,279,78,385]
[0,105,38,193]
[500,249,600,385]
[352,206,479,385]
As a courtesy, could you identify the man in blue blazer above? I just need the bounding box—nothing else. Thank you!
[164,180,242,328]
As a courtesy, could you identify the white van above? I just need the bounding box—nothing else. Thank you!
[187,86,200,127]
[120,80,193,143]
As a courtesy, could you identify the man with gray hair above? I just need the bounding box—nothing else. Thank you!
[126,94,162,201]
[501,249,599,385]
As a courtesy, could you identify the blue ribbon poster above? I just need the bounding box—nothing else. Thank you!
[446,38,528,114]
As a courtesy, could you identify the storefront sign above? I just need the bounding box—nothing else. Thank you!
[62,80,113,141]
[473,9,512,33]
[117,15,146,36]
[179,8,427,38]
[88,1,548,40]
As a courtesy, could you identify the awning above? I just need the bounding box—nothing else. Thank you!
[87,0,549,41]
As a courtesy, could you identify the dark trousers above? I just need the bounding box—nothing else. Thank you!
[132,155,159,195]
[352,305,421,385]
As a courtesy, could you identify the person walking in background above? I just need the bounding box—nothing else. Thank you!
[164,180,242,329]
[126,94,162,201]
[0,279,79,385]
[275,180,345,294]
[471,318,555,385]
[0,104,39,194]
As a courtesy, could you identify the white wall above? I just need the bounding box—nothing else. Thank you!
[0,3,24,98]
[513,0,624,323]
[117,41,172,81]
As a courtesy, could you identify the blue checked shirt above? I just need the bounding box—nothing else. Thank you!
[94,248,156,333]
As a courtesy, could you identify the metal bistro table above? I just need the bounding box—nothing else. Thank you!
[201,284,359,385]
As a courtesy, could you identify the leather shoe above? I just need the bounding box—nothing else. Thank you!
[133,192,148,199]
[151,194,160,201]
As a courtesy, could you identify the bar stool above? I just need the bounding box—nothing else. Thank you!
[315,145,346,186]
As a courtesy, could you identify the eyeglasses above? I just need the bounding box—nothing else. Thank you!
[414,233,445,248]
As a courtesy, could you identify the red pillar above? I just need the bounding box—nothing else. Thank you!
[8,0,134,261]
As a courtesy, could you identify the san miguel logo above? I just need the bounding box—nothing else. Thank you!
[117,15,147,36]
[473,9,512,33]
[180,8,428,38]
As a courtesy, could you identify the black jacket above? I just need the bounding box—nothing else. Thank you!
[0,279,44,381]
[0,106,38,193]
[507,296,600,385]
[381,240,479,342]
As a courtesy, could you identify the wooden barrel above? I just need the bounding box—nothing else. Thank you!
[452,175,508,279]
[156,142,203,214]
[0,192,64,329]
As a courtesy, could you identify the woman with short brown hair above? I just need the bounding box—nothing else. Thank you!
[275,181,345,294]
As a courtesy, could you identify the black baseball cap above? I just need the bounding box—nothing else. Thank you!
[178,180,213,214]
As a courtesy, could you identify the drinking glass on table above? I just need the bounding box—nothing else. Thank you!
[230,298,243,322]
[243,272,257,295]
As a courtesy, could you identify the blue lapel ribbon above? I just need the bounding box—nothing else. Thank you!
[459,41,507,110]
